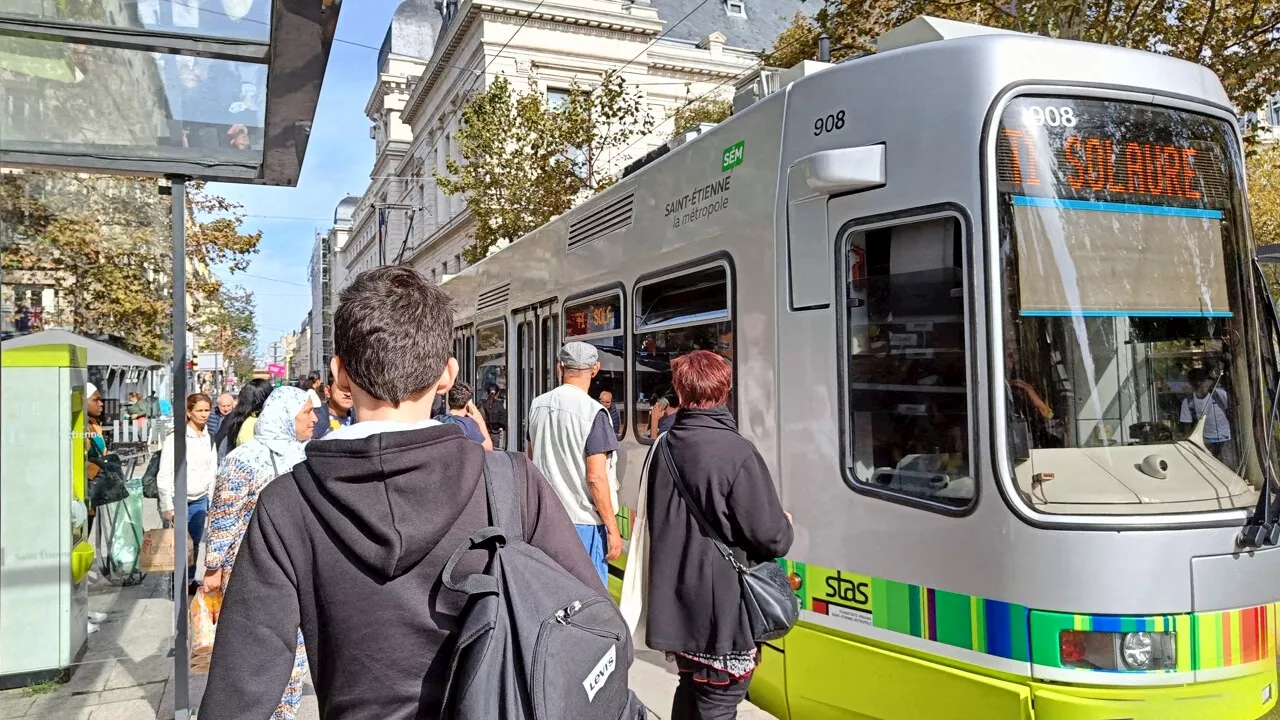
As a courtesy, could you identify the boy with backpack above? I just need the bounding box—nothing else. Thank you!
[201,266,643,720]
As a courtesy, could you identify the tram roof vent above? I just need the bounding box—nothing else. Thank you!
[875,16,1024,53]
[476,282,511,313]
[567,191,635,252]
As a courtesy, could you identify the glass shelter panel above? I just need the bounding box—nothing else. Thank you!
[996,95,1261,515]
[0,172,177,701]
[0,36,267,166]
[2,0,271,41]
[842,217,973,508]
[633,265,733,441]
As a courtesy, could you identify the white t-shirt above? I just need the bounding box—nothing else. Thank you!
[1180,389,1231,443]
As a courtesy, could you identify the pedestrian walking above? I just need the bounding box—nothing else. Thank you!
[632,350,793,720]
[156,392,219,595]
[433,381,493,449]
[203,386,315,720]
[526,341,622,586]
[200,266,604,720]
[207,392,234,436]
[214,378,271,458]
[312,371,354,440]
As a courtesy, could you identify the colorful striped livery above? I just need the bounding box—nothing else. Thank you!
[788,559,1274,675]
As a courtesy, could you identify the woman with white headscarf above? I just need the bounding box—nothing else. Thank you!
[202,386,315,719]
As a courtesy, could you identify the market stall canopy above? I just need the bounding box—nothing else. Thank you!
[2,329,161,368]
[0,0,341,185]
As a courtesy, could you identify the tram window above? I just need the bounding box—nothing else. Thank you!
[540,314,559,394]
[842,216,973,508]
[475,321,508,449]
[564,292,626,440]
[634,264,733,443]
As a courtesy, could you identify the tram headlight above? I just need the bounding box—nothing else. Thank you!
[1121,632,1155,670]
[1058,630,1177,672]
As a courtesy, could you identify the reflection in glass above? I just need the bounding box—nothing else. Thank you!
[475,322,507,449]
[996,96,1260,515]
[2,0,271,42]
[0,36,266,165]
[843,218,972,508]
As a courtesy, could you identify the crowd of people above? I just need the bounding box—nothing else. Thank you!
[85,265,791,720]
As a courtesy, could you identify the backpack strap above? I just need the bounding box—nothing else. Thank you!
[440,450,525,597]
[482,450,524,543]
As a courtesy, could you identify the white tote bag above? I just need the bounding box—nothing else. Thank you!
[619,438,659,649]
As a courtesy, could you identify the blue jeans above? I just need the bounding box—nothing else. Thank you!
[574,524,608,587]
[187,495,209,583]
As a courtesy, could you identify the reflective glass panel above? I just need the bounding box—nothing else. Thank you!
[2,0,271,42]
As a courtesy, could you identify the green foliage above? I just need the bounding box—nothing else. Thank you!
[438,72,653,262]
[0,173,260,361]
[670,98,734,141]
[197,285,258,382]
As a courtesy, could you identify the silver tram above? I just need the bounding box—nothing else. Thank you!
[442,16,1280,720]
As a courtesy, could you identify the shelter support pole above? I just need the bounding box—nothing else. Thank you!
[168,176,190,720]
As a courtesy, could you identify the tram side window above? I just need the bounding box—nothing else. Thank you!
[516,320,535,451]
[842,217,973,508]
[633,264,733,442]
[564,293,626,440]
[475,321,508,449]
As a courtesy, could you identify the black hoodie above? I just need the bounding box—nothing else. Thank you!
[200,424,605,720]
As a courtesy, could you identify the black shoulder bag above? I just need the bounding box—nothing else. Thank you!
[657,437,798,643]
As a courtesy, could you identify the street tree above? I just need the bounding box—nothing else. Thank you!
[670,97,734,141]
[0,173,261,361]
[197,285,258,384]
[439,72,652,262]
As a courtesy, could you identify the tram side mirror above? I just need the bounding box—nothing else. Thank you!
[1010,419,1031,463]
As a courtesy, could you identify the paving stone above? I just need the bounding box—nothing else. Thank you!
[96,681,164,710]
[0,693,34,720]
[105,657,172,690]
[25,691,101,719]
[85,698,157,720]
[63,660,115,693]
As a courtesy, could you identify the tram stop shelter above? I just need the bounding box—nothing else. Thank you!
[0,0,341,716]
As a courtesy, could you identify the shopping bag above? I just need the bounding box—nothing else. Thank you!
[138,528,194,573]
[189,587,222,674]
[109,480,145,577]
[620,438,657,651]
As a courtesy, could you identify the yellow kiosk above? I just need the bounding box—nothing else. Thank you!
[0,343,94,687]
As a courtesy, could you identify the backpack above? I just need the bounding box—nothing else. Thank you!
[440,452,647,720]
[141,431,214,499]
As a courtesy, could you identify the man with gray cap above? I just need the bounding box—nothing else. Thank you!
[526,341,621,584]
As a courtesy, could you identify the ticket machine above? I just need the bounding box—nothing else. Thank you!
[0,343,94,688]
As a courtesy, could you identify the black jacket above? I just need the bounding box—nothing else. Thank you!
[645,407,793,656]
[201,424,604,720]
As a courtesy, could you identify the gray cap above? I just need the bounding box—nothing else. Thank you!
[559,341,598,370]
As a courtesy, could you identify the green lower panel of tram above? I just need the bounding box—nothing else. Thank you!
[608,553,1278,719]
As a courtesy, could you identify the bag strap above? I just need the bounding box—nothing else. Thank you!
[482,450,524,543]
[656,436,746,574]
[440,450,524,597]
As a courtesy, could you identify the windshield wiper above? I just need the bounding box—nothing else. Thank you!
[1238,257,1280,549]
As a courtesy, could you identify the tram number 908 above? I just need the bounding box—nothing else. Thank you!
[1022,105,1078,128]
[813,110,846,136]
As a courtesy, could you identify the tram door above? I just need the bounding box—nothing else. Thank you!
[452,324,475,387]
[512,300,558,451]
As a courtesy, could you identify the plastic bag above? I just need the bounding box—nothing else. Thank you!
[190,587,222,674]
[109,480,144,577]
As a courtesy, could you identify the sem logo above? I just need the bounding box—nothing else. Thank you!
[721,141,745,172]
[582,644,617,702]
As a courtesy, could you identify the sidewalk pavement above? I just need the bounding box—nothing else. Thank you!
[0,572,775,720]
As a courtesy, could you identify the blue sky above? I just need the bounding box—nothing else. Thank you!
[205,0,398,358]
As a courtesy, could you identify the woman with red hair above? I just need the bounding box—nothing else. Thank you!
[641,350,792,719]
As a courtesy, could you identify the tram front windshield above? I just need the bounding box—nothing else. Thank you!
[995,96,1263,515]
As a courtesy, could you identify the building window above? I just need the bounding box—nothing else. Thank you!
[564,290,626,440]
[1269,93,1280,127]
[547,87,570,109]
[453,254,462,273]
[840,215,973,510]
[633,263,733,442]
[725,0,746,17]
[442,261,448,276]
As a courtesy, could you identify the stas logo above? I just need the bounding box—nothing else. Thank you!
[721,141,745,172]
[823,570,871,609]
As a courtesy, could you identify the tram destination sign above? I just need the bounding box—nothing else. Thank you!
[996,96,1233,209]
[565,296,621,337]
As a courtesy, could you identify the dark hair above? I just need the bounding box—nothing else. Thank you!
[671,351,732,410]
[215,378,272,447]
[335,266,453,406]
[186,392,212,412]
[448,381,473,410]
